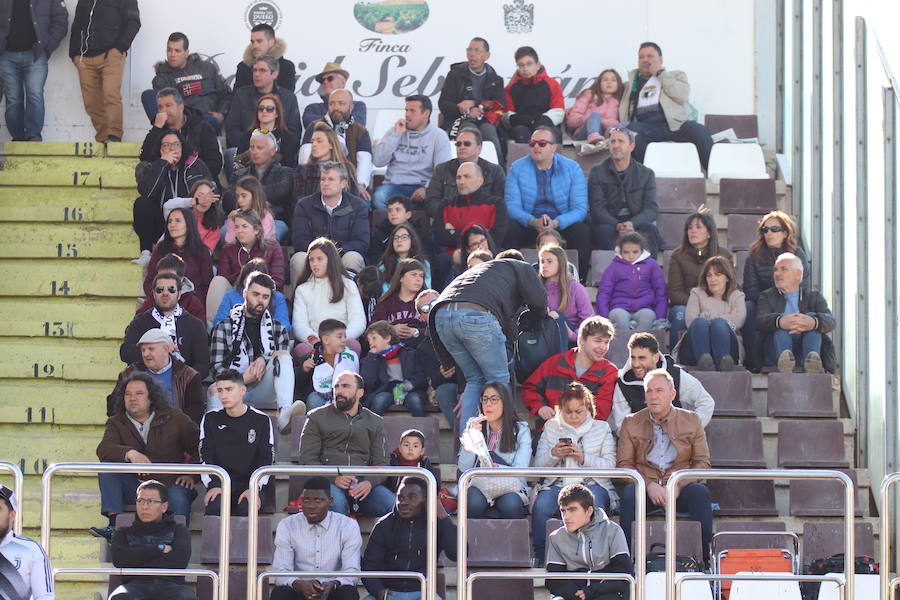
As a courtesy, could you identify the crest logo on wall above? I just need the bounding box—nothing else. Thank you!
[245,1,282,29]
[353,0,429,35]
[503,0,534,34]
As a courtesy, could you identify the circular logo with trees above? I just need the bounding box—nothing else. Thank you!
[353,0,429,35]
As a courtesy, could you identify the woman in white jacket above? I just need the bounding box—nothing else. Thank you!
[532,382,617,563]
[292,237,366,356]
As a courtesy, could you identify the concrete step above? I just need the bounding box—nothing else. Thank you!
[0,380,109,418]
[1,155,137,176]
[0,422,104,476]
[0,338,124,381]
[0,259,142,297]
[0,167,136,188]
[105,142,143,158]
[0,223,136,259]
[0,187,134,223]
[0,141,113,157]
[0,297,137,340]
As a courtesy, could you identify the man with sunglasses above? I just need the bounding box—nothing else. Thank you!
[504,126,592,279]
[0,485,54,600]
[301,61,368,128]
[108,480,197,599]
[121,273,210,379]
[224,129,294,225]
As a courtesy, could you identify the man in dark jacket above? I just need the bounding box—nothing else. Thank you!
[140,87,223,177]
[298,371,396,517]
[438,37,506,158]
[290,161,369,285]
[589,127,662,255]
[223,129,294,222]
[108,480,196,599]
[415,290,459,429]
[92,373,200,541]
[233,24,295,92]
[362,476,456,600]
[429,256,547,427]
[143,32,231,132]
[756,252,836,373]
[225,54,301,149]
[69,0,140,142]
[0,0,68,141]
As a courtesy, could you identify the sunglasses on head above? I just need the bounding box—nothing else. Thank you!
[417,299,437,315]
[529,139,552,147]
[257,105,277,113]
[455,140,475,147]
[154,285,178,294]
[760,225,786,234]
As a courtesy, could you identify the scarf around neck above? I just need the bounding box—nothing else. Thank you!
[227,303,275,371]
[152,305,184,361]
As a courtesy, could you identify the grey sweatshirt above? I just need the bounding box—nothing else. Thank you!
[373,123,452,186]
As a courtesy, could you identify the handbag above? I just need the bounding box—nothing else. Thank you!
[470,451,524,503]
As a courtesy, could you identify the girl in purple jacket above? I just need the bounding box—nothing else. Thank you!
[539,244,594,343]
[596,232,668,332]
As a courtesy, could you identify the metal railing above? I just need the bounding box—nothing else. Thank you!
[457,467,646,600]
[54,568,219,600]
[246,465,439,600]
[257,571,424,600]
[0,461,24,535]
[676,573,846,600]
[666,469,855,600]
[880,472,900,600]
[41,462,232,600]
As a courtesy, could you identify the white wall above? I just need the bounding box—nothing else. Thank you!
[35,0,758,142]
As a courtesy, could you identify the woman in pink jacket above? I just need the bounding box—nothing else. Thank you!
[565,69,623,144]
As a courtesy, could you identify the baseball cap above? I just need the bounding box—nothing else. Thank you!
[0,485,17,512]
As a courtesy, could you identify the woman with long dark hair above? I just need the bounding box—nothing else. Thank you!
[378,223,432,293]
[235,93,299,167]
[565,68,623,143]
[142,207,213,302]
[372,258,427,344]
[294,122,360,199]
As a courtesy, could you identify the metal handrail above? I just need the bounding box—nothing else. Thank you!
[0,461,24,535]
[54,568,219,600]
[880,472,900,600]
[457,467,646,600]
[257,571,425,600]
[466,570,635,600]
[676,573,846,600]
[246,465,439,600]
[666,469,855,600]
[41,462,232,600]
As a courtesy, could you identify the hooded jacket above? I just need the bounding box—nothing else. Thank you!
[139,105,223,176]
[106,358,205,424]
[292,191,370,259]
[504,66,565,125]
[372,122,453,186]
[432,187,508,251]
[233,38,296,92]
[505,152,588,230]
[111,511,192,584]
[610,353,715,432]
[438,61,506,127]
[152,53,231,116]
[522,348,618,422]
[588,156,658,228]
[0,0,67,59]
[545,511,632,600]
[361,507,457,595]
[68,0,139,58]
[216,239,285,290]
[596,249,668,319]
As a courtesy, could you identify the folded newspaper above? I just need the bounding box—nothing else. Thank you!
[711,127,760,144]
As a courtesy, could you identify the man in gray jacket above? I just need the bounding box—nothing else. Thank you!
[298,371,395,516]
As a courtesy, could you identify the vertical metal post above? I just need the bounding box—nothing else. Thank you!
[885,88,899,579]
[831,0,845,378]
[776,0,786,154]
[792,0,805,215]
[855,16,869,467]
[810,0,824,288]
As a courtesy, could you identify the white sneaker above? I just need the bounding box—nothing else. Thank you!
[131,250,151,265]
[278,401,307,434]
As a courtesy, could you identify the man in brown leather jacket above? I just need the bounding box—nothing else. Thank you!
[617,368,712,561]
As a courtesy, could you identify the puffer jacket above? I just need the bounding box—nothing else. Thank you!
[216,239,285,289]
[0,0,68,58]
[565,90,620,134]
[596,250,668,318]
[152,53,231,115]
[233,38,295,91]
[68,0,139,58]
[504,66,565,125]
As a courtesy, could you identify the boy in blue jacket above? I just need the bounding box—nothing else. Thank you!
[361,321,428,416]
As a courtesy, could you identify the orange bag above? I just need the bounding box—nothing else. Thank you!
[719,549,793,599]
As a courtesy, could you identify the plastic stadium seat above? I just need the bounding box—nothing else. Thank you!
[200,515,274,564]
[371,109,404,143]
[719,178,777,215]
[382,415,442,463]
[506,142,531,171]
[632,520,704,561]
[643,142,704,178]
[777,421,849,468]
[690,370,755,417]
[729,574,802,600]
[714,521,789,551]
[663,250,672,276]
[605,328,667,369]
[289,415,306,462]
[466,519,532,567]
[707,479,777,516]
[726,214,761,251]
[588,250,616,287]
[767,373,836,418]
[704,114,760,140]
[816,574,880,600]
[707,144,768,184]
[706,419,767,468]
[657,177,706,213]
[472,578,533,600]
[801,522,875,567]
[789,469,861,517]
[735,251,748,286]
[658,212,688,250]
[646,572,714,600]
[480,140,499,165]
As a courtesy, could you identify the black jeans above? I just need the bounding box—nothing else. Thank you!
[132,195,165,252]
[269,583,360,600]
[505,220,592,282]
[628,119,714,170]
[506,113,558,143]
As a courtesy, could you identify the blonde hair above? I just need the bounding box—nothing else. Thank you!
[539,244,572,313]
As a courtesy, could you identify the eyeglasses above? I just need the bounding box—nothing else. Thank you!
[257,105,277,113]
[480,394,502,405]
[417,300,437,315]
[455,140,475,147]
[154,285,178,294]
[160,141,181,149]
[322,74,341,83]
[760,226,786,234]
[252,67,272,74]
[393,233,411,242]
[135,498,165,506]
[529,139,552,147]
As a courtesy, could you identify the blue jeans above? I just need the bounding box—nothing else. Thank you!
[680,317,739,365]
[466,487,525,519]
[763,319,823,365]
[305,391,330,411]
[363,593,441,600]
[627,119,714,170]
[329,482,396,517]
[208,354,295,410]
[275,219,289,243]
[435,382,459,430]
[619,482,712,560]
[367,391,426,417]
[98,473,197,525]
[532,484,611,561]
[433,306,510,428]
[572,112,604,140]
[668,305,687,349]
[372,183,422,210]
[0,50,49,141]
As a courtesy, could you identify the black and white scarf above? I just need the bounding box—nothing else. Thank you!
[227,303,275,371]
[151,305,184,361]
[332,114,355,139]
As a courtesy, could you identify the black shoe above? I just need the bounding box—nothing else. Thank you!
[89,525,116,542]
[106,135,122,142]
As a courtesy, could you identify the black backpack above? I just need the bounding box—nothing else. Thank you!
[514,309,564,382]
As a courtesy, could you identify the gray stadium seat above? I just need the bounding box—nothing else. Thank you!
[714,521,789,550]
[726,214,760,251]
[704,114,760,139]
[707,479,777,516]
[767,372,836,418]
[706,419,767,468]
[801,522,875,567]
[719,178,777,215]
[588,249,616,287]
[734,250,748,286]
[466,519,532,567]
[657,177,706,213]
[472,578,534,600]
[657,213,687,250]
[605,329,667,370]
[690,370,755,417]
[506,142,531,171]
[382,415,442,464]
[200,515,274,564]
[789,469,862,516]
[777,420,850,468]
[632,520,704,561]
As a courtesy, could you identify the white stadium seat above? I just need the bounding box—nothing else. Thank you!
[643,142,704,178]
[707,143,768,183]
[480,140,499,165]
[645,572,714,600]
[729,572,802,600]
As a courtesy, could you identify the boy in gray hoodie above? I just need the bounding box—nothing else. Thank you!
[372,94,453,210]
[546,483,632,600]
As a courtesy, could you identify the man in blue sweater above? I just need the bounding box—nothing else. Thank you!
[504,126,591,279]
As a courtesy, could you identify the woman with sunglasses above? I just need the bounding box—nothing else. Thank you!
[458,382,531,519]
[294,122,360,199]
[378,224,432,293]
[142,207,213,303]
[742,210,810,367]
[235,93,299,168]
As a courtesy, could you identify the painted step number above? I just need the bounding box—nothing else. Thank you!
[49,281,70,296]
[73,142,94,156]
[42,321,74,337]
[32,363,62,378]
[62,207,84,222]
[72,171,91,185]
[56,243,78,258]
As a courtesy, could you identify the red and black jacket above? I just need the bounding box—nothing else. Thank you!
[432,188,508,250]
[504,66,565,119]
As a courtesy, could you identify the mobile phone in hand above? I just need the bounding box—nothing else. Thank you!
[559,437,572,445]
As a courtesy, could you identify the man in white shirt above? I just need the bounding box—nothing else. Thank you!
[0,486,54,599]
[269,476,362,600]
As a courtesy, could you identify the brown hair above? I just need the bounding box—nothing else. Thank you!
[250,93,287,132]
[748,210,799,261]
[584,68,624,104]
[697,255,740,299]
[234,175,270,218]
[365,320,398,344]
[578,315,615,341]
[556,381,597,418]
[539,244,572,313]
[305,122,358,184]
